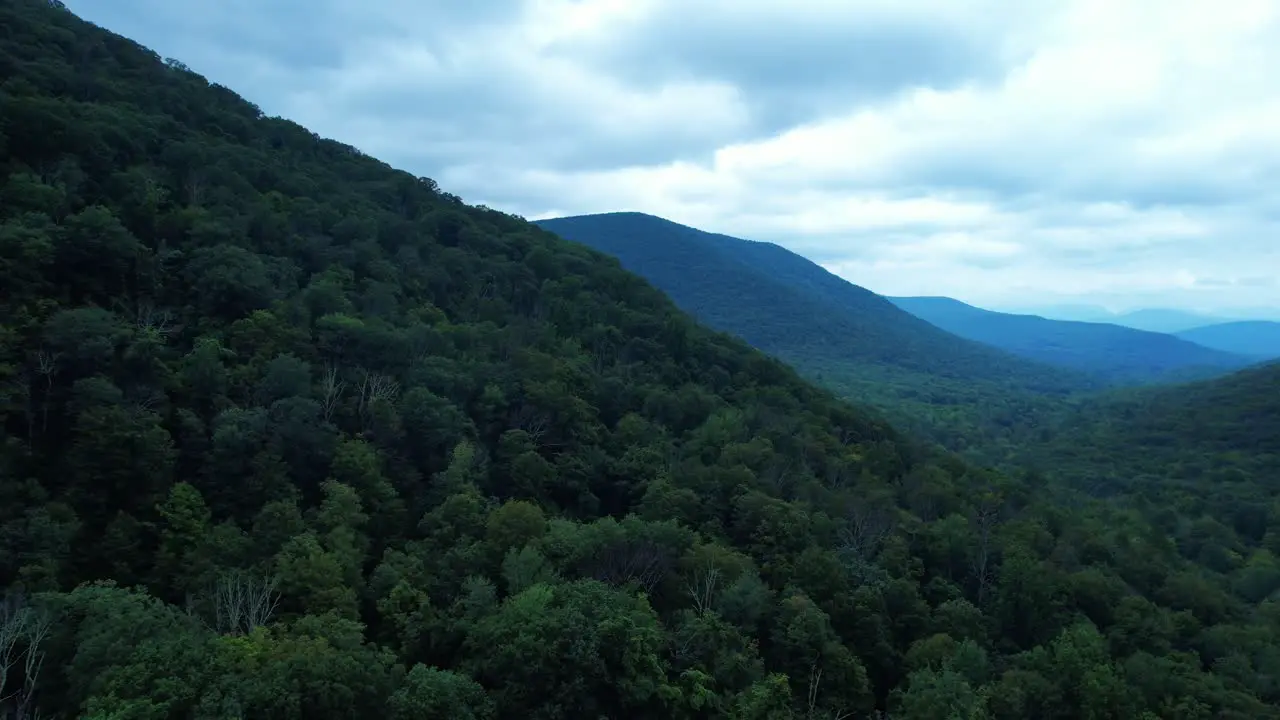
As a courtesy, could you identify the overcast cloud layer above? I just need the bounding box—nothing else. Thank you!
[64,0,1280,315]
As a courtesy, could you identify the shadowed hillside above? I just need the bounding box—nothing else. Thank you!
[889,296,1255,384]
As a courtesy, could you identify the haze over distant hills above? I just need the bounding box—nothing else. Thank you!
[1109,308,1244,334]
[889,296,1257,384]
[1009,304,1280,333]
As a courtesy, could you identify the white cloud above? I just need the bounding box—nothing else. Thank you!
[62,0,1280,313]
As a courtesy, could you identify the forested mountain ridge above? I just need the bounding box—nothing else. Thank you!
[536,212,1098,449]
[2,1,1279,718]
[888,295,1255,384]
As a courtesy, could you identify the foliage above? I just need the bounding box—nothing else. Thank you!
[0,2,1278,718]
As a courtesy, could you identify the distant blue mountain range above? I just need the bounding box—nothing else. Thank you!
[888,296,1263,383]
[1175,321,1280,359]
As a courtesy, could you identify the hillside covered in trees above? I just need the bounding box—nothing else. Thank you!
[2,2,1280,718]
[1022,361,1280,503]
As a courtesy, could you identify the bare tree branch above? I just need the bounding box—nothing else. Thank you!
[0,594,24,707]
[14,606,50,720]
[837,500,893,561]
[805,660,853,720]
[511,404,551,446]
[589,539,670,594]
[970,495,1001,607]
[214,570,281,636]
[355,368,399,431]
[1,592,50,720]
[122,299,178,337]
[319,364,345,422]
[684,560,720,616]
[32,350,58,435]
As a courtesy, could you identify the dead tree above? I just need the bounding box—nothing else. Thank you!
[684,560,720,616]
[319,364,345,422]
[836,498,895,588]
[837,500,893,561]
[32,350,58,435]
[120,299,178,337]
[355,368,399,431]
[824,459,853,490]
[837,427,859,447]
[970,496,1001,607]
[13,610,49,720]
[1,593,51,720]
[806,661,853,720]
[183,167,205,206]
[0,596,21,712]
[213,570,281,636]
[511,404,551,447]
[589,539,670,594]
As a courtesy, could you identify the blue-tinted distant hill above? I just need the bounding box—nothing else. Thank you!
[536,212,1097,446]
[1109,308,1234,334]
[889,296,1256,384]
[1016,305,1241,332]
[1176,321,1280,359]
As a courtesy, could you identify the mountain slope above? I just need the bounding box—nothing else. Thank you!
[536,212,1096,445]
[2,2,1279,717]
[1177,321,1280,358]
[1022,363,1280,531]
[889,295,1255,383]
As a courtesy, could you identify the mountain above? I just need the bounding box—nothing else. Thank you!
[1018,305,1244,333]
[888,296,1256,383]
[3,1,1280,717]
[1002,303,1120,323]
[1109,308,1236,333]
[535,212,1096,446]
[1177,321,1280,358]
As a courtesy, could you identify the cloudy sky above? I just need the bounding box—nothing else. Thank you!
[64,0,1280,316]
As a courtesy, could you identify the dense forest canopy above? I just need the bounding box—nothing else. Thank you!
[1,1,1279,718]
[1019,362,1280,506]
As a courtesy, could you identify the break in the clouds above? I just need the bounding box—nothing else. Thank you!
[63,0,1280,314]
